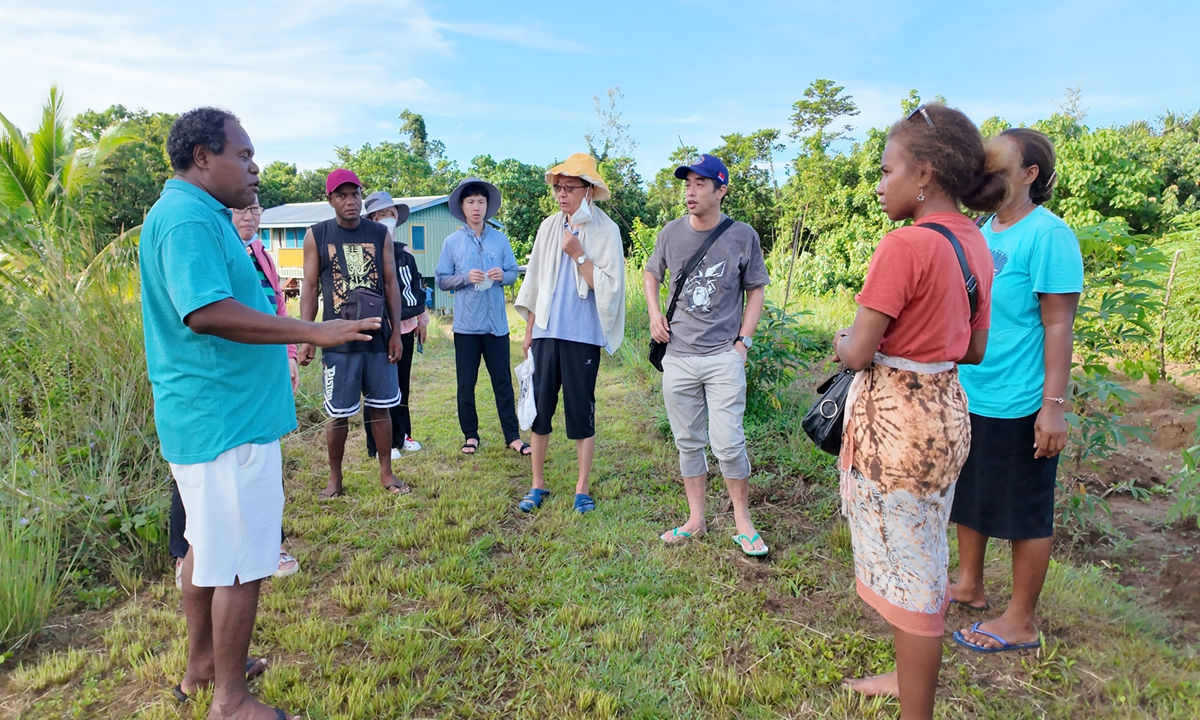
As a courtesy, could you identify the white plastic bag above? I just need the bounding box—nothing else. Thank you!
[515,353,537,431]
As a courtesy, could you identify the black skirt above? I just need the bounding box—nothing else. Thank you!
[950,411,1059,540]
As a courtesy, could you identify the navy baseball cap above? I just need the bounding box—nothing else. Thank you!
[674,153,729,186]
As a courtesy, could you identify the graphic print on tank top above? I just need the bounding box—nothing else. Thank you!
[325,242,380,315]
[683,258,727,313]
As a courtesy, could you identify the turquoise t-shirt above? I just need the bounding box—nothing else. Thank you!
[959,205,1084,419]
[139,179,297,464]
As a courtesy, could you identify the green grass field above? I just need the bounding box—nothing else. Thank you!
[2,313,1198,719]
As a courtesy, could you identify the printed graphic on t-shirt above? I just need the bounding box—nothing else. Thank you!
[684,259,726,313]
[325,243,379,313]
[991,249,1008,277]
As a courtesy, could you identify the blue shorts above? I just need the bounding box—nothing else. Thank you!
[321,351,401,418]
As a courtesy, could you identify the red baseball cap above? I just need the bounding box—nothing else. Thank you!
[325,168,362,195]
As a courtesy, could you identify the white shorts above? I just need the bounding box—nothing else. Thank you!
[170,441,284,587]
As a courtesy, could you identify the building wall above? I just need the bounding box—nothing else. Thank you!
[395,203,463,312]
[261,203,469,311]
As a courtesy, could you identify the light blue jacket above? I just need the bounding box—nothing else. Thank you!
[435,225,518,336]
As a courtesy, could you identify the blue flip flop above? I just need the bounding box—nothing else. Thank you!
[518,488,550,513]
[952,621,1041,653]
[573,493,596,514]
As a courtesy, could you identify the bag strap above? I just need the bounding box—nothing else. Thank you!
[921,222,979,321]
[664,217,735,323]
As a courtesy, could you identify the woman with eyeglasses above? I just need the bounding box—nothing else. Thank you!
[948,129,1082,656]
[832,104,1003,718]
[169,199,300,595]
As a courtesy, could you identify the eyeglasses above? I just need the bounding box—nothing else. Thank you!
[908,105,934,127]
[237,206,264,216]
[552,184,589,194]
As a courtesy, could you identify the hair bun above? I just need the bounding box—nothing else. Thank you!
[962,170,1009,213]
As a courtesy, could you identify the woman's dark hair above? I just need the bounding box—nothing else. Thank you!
[167,107,238,172]
[888,104,1009,213]
[459,182,489,201]
[999,128,1057,204]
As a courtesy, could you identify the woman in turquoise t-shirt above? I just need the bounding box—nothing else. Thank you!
[949,129,1084,654]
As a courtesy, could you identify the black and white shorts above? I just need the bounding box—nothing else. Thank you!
[321,350,401,418]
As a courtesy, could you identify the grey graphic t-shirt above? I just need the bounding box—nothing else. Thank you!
[646,215,770,357]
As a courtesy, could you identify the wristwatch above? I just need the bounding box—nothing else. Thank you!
[737,336,753,349]
[576,254,588,266]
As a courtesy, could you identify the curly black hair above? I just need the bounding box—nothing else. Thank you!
[166,107,239,171]
[889,104,1009,213]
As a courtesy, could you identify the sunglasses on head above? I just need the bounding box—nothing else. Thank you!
[907,105,934,127]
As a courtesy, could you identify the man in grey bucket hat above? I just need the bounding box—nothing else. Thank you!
[435,177,530,457]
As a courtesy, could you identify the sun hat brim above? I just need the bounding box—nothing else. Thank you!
[363,191,411,225]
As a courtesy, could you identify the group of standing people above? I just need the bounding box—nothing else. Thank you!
[139,101,1080,720]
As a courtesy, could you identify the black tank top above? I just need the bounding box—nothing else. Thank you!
[313,218,389,353]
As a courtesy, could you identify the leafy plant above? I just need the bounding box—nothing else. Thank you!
[744,303,824,416]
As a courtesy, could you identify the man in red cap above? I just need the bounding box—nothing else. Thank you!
[298,169,410,497]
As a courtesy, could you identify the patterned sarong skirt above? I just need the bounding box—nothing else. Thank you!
[838,353,971,637]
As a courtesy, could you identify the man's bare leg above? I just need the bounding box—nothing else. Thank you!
[179,547,215,695]
[724,475,766,552]
[207,578,290,720]
[322,417,349,497]
[662,473,708,541]
[367,406,406,492]
[530,432,550,491]
[575,436,595,496]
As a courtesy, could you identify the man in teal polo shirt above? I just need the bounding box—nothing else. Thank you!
[140,107,376,720]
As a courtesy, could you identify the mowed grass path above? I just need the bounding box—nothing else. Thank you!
[3,314,1199,719]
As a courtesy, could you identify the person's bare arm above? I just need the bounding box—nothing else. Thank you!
[382,234,404,363]
[185,299,378,346]
[643,269,669,343]
[1034,292,1080,458]
[959,328,990,365]
[735,287,766,360]
[833,306,892,371]
[522,310,536,358]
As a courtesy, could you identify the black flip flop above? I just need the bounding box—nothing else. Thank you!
[319,487,344,500]
[509,441,532,456]
[461,439,479,454]
[383,481,413,495]
[174,658,266,703]
[950,598,991,612]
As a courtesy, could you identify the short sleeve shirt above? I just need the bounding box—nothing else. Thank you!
[139,179,297,464]
[959,206,1084,418]
[855,212,995,364]
[532,242,605,346]
[646,215,770,357]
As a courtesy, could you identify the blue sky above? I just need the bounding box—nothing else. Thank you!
[2,0,1197,179]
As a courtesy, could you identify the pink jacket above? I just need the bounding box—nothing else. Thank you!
[248,239,298,361]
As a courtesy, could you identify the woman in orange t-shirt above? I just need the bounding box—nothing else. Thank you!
[833,104,1006,719]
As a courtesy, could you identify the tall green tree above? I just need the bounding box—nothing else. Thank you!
[257,161,327,208]
[73,105,175,236]
[711,129,784,249]
[789,79,860,155]
[335,110,460,198]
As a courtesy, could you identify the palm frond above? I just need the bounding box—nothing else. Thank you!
[0,112,37,210]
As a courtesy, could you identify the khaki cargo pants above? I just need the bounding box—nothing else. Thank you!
[661,349,751,480]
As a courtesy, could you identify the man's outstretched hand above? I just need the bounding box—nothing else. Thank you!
[297,318,381,366]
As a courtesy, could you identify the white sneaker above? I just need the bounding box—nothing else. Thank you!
[402,436,422,452]
[390,448,402,460]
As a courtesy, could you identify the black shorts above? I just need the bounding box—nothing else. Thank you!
[321,350,401,418]
[531,338,601,439]
[950,411,1059,540]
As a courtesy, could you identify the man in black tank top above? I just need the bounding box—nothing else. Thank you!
[298,169,411,497]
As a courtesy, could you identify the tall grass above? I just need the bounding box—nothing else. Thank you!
[0,502,61,651]
[0,220,169,645]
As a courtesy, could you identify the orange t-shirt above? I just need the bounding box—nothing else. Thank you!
[855,212,994,364]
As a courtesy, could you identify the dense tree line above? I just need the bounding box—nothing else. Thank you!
[9,82,1196,278]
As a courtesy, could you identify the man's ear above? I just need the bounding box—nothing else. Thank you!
[192,143,211,171]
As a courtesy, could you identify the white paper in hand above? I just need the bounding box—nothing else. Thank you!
[516,354,537,431]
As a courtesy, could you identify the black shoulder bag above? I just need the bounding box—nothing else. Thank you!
[801,222,978,455]
[648,218,735,371]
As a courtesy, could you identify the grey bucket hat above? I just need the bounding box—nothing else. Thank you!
[448,177,501,223]
[362,191,410,225]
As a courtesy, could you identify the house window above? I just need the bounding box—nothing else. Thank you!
[260,228,271,243]
[410,225,425,252]
[282,228,304,248]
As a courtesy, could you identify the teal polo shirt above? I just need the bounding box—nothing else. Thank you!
[139,179,297,464]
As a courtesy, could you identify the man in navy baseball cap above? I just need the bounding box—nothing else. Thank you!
[674,153,729,186]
